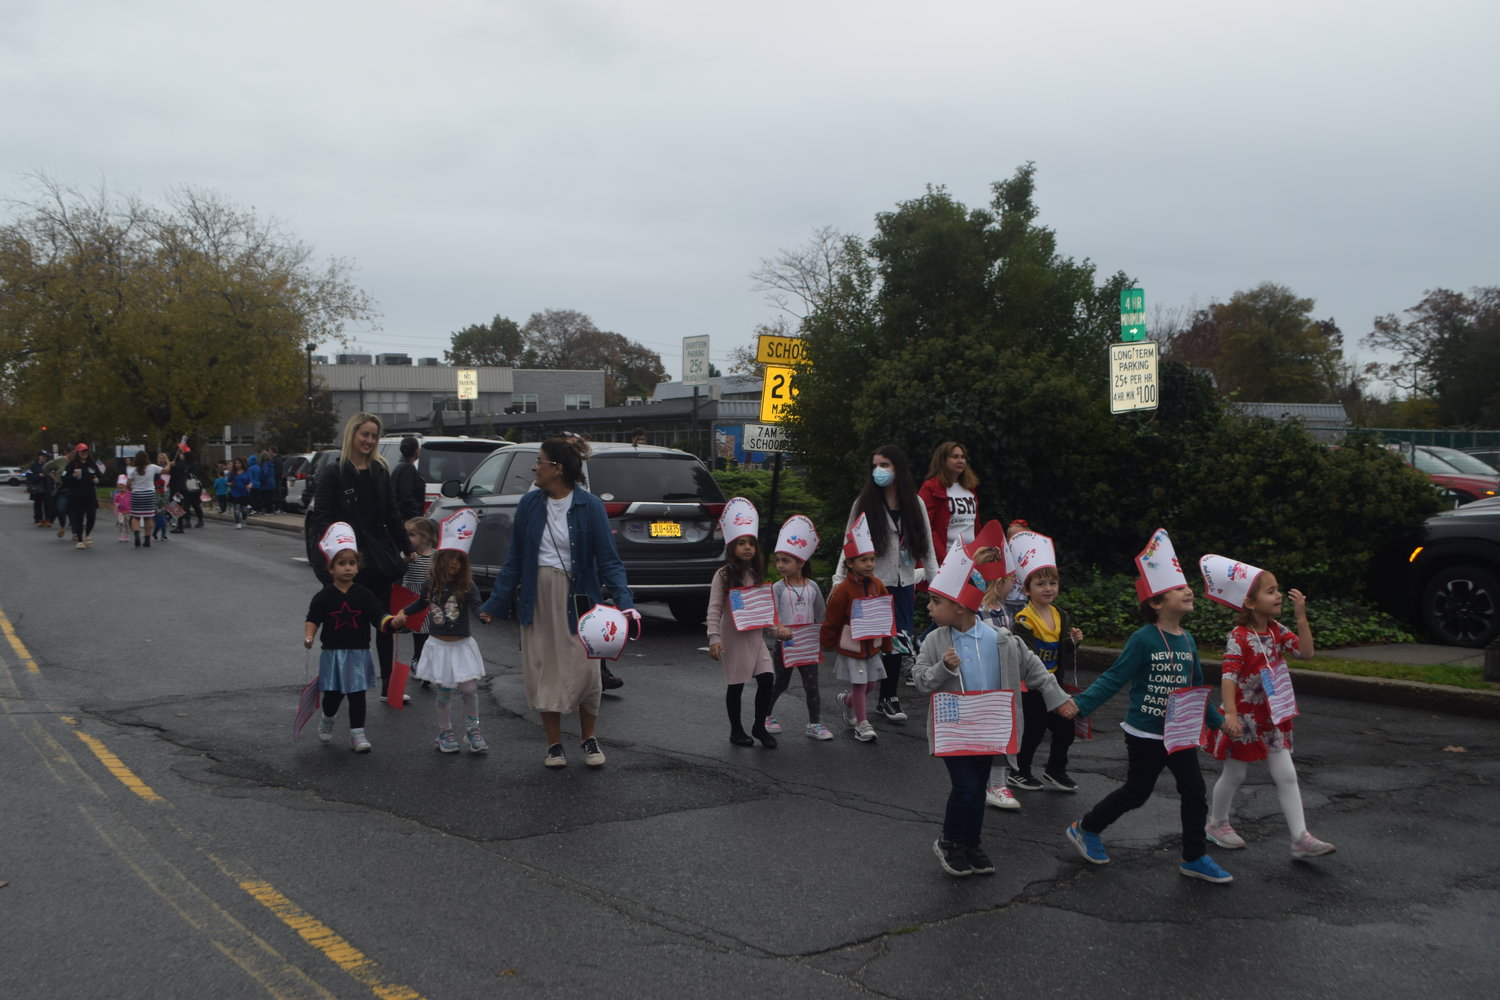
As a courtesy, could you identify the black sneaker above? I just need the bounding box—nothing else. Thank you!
[933,839,973,877]
[965,844,996,875]
[1006,772,1043,791]
[877,697,908,723]
[1042,771,1079,792]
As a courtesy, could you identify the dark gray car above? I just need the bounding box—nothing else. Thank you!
[432,443,726,623]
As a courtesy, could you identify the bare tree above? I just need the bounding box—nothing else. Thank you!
[749,224,856,319]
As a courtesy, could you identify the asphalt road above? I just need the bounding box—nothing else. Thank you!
[3,490,1498,999]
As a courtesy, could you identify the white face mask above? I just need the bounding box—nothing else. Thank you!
[872,467,894,487]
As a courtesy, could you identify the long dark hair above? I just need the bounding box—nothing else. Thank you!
[429,550,473,604]
[855,444,931,565]
[719,536,765,597]
[541,436,589,487]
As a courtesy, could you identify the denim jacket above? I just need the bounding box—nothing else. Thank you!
[482,487,634,632]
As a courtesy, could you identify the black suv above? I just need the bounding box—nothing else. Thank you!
[1397,496,1500,647]
[431,443,726,623]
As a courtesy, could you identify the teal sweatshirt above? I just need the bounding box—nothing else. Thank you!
[1072,623,1225,737]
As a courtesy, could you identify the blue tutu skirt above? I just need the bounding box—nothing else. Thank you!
[319,649,377,694]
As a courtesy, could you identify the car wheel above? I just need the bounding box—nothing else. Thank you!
[1420,563,1500,648]
[668,596,709,626]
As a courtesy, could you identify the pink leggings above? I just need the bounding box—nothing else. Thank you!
[849,682,872,724]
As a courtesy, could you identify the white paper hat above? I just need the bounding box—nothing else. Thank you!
[318,521,359,565]
[1134,527,1187,601]
[719,496,759,546]
[775,514,819,560]
[1007,530,1057,587]
[1199,554,1265,609]
[116,474,127,486]
[438,509,478,553]
[842,512,875,558]
[928,542,987,611]
[575,604,639,661]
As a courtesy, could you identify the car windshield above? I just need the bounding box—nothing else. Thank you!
[1426,447,1499,476]
[419,444,502,486]
[1409,448,1461,475]
[590,453,724,503]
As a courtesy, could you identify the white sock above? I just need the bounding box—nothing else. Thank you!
[1267,748,1307,839]
[1210,758,1248,823]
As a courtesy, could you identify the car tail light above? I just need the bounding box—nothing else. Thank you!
[603,502,629,517]
[700,502,725,519]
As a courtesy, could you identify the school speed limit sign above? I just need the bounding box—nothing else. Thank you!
[759,365,798,423]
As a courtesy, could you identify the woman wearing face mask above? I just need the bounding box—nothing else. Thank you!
[832,444,934,725]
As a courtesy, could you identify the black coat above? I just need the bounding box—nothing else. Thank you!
[306,458,413,586]
[390,459,426,521]
[62,457,106,508]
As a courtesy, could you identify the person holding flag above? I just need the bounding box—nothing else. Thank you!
[822,514,894,743]
[706,497,779,749]
[913,528,1071,877]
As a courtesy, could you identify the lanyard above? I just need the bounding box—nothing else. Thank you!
[1154,625,1193,686]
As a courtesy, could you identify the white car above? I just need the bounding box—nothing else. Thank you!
[1,466,27,487]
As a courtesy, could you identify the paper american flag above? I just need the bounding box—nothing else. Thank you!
[1163,685,1212,753]
[1260,662,1299,725]
[780,624,821,667]
[848,595,895,640]
[930,690,1018,756]
[729,584,779,632]
[293,678,321,740]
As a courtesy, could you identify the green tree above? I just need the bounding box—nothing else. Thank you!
[444,315,524,367]
[1166,283,1344,402]
[259,385,340,453]
[519,309,667,404]
[0,178,374,442]
[1365,287,1500,425]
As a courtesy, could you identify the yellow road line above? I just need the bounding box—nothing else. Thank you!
[0,607,40,673]
[84,806,339,1000]
[236,878,427,1000]
[75,729,165,802]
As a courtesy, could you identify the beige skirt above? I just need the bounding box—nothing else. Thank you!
[521,567,602,716]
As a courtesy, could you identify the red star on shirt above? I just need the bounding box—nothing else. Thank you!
[328,600,363,630]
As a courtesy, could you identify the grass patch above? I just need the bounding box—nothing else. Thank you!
[1293,657,1495,691]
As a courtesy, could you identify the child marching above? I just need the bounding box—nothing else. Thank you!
[1060,529,1242,883]
[1007,529,1085,793]
[1199,555,1335,859]
[767,515,831,740]
[914,533,1072,877]
[304,522,395,752]
[391,511,492,754]
[706,498,779,748]
[402,516,438,690]
[821,514,894,743]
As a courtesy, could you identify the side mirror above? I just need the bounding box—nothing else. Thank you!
[441,479,462,498]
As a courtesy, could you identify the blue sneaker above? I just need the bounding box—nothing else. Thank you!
[1179,854,1234,883]
[435,729,460,754]
[1066,820,1110,864]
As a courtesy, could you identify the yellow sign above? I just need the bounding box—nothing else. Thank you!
[759,365,798,423]
[756,335,810,366]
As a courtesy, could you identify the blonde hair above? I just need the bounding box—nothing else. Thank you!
[405,516,438,547]
[973,546,1011,610]
[339,412,388,469]
[925,441,979,490]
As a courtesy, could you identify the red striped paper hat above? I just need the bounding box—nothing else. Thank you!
[842,513,874,558]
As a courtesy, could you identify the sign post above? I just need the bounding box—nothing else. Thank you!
[682,336,709,459]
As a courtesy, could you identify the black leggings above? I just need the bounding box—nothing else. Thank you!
[1016,687,1076,777]
[1082,733,1208,861]
[71,505,97,540]
[321,690,367,729]
[726,673,775,734]
[357,574,395,695]
[769,646,821,723]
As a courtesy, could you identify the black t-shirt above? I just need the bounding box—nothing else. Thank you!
[306,583,388,649]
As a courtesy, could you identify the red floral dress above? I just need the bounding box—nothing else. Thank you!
[1211,620,1298,762]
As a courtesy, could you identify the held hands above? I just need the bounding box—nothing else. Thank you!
[1221,714,1243,738]
[390,612,407,631]
[708,642,723,661]
[776,626,793,640]
[1055,698,1079,719]
[479,612,492,624]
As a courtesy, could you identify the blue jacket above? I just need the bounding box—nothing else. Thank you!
[482,487,634,631]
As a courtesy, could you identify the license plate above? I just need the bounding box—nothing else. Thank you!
[649,520,682,538]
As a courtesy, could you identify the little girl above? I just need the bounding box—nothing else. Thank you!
[304,522,394,752]
[767,515,830,740]
[391,510,492,754]
[403,516,438,690]
[1200,555,1335,859]
[707,497,778,748]
[821,514,893,742]
[113,476,131,542]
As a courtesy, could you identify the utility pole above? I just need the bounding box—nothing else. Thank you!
[304,343,315,451]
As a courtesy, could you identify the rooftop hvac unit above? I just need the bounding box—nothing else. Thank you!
[417,357,440,366]
[335,353,372,365]
[376,353,412,365]
[312,355,329,365]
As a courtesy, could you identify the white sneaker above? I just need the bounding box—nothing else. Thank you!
[838,691,857,727]
[1205,819,1246,849]
[986,784,1021,810]
[317,716,335,745]
[1291,831,1336,859]
[350,728,371,753]
[853,720,878,742]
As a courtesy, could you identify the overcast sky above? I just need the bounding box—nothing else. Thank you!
[3,0,1495,384]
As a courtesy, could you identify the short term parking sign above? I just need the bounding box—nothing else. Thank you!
[1109,341,1159,414]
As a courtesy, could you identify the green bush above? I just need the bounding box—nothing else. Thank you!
[713,464,843,576]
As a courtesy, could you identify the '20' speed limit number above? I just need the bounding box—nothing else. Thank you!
[759,365,798,423]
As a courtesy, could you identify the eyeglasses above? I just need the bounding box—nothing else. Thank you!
[535,460,560,467]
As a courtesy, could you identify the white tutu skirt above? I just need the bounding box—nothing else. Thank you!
[413,636,486,686]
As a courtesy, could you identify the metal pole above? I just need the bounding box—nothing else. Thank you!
[691,385,700,459]
[304,343,315,451]
[764,450,783,555]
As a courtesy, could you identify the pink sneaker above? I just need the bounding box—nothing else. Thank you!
[1205,820,1246,849]
[1291,831,1336,859]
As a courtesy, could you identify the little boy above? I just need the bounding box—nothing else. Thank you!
[1006,529,1085,792]
[914,533,1071,878]
[1061,529,1242,884]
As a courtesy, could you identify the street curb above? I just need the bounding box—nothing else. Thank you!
[1076,645,1500,722]
[204,510,305,534]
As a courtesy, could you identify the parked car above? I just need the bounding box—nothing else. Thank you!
[0,466,25,486]
[1395,496,1500,647]
[280,452,315,513]
[295,449,343,516]
[1463,448,1500,470]
[1420,445,1500,477]
[1392,444,1500,508]
[431,442,726,623]
[377,435,508,517]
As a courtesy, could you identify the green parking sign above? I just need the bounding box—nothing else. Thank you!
[1120,288,1146,342]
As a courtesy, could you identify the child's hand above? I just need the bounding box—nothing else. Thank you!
[776,626,792,640]
[942,647,960,671]
[1056,698,1079,719]
[479,612,492,624]
[390,612,407,630]
[1221,715,1243,738]
[708,642,723,661]
[1288,588,1308,617]
[303,636,313,649]
[1069,627,1083,643]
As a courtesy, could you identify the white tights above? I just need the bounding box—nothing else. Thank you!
[1210,748,1307,839]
